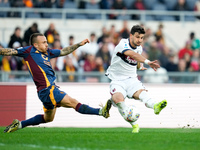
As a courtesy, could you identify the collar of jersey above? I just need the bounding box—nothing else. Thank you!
[33,46,48,56]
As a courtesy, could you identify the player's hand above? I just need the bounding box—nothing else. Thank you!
[80,39,90,46]
[148,60,160,71]
[140,66,147,70]
[137,62,147,71]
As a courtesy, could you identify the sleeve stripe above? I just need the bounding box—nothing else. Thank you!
[122,49,131,54]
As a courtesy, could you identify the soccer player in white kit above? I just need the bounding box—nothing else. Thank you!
[105,25,167,133]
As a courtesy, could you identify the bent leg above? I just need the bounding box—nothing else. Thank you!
[21,108,56,128]
[110,83,129,120]
[112,92,125,115]
[43,108,57,122]
[112,92,138,128]
[133,89,156,109]
[133,89,167,114]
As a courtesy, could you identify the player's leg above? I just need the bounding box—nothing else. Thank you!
[111,92,126,116]
[59,94,111,118]
[19,85,59,127]
[110,81,129,118]
[133,89,167,115]
[4,85,58,133]
[133,89,156,109]
[110,80,139,133]
[4,108,56,133]
[21,108,56,128]
[111,92,139,133]
[126,77,167,115]
[110,80,135,121]
[20,85,60,127]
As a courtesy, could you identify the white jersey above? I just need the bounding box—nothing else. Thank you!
[106,38,143,80]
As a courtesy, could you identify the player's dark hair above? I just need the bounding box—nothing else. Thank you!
[29,33,44,45]
[130,25,145,35]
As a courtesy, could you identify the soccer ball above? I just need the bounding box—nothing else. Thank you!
[123,105,140,122]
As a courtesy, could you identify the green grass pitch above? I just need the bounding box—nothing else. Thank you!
[0,127,200,150]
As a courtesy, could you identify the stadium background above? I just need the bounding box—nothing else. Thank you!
[0,0,200,129]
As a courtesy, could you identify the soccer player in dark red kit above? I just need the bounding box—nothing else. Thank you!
[2,33,112,133]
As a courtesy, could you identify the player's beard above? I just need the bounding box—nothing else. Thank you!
[133,41,141,47]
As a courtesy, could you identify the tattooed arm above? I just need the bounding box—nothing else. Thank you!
[0,48,18,56]
[59,39,89,56]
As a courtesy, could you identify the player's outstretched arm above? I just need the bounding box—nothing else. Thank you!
[60,39,89,56]
[124,50,160,71]
[0,48,18,56]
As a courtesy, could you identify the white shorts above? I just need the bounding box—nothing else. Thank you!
[110,77,146,98]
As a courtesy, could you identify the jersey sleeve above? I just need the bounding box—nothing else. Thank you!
[48,49,61,59]
[118,39,130,54]
[16,47,28,58]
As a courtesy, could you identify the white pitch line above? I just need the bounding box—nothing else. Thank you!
[0,143,5,146]
[0,143,93,150]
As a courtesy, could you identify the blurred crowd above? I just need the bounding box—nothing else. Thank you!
[0,0,199,10]
[0,20,200,83]
[0,0,200,20]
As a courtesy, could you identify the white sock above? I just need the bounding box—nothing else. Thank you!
[116,102,138,126]
[130,120,138,126]
[111,99,117,107]
[18,121,22,129]
[116,101,126,115]
[139,91,156,109]
[99,108,102,115]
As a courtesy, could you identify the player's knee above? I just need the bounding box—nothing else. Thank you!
[112,93,124,104]
[133,89,147,99]
[70,98,79,109]
[45,117,54,123]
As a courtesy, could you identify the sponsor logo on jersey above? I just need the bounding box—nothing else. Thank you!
[124,43,128,49]
[116,52,137,66]
[126,56,137,64]
[44,61,51,66]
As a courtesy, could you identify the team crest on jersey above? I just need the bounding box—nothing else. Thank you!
[41,54,48,60]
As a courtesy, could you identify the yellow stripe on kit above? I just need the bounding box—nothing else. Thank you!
[43,106,48,112]
[49,85,57,107]
[38,65,51,88]
[43,85,56,112]
[25,61,33,77]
